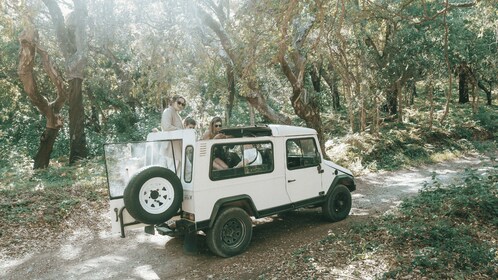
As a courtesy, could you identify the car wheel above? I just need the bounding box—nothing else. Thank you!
[123,166,183,225]
[322,184,352,222]
[207,207,253,257]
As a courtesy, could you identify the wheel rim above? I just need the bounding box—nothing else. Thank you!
[138,177,175,214]
[333,191,349,215]
[221,218,246,247]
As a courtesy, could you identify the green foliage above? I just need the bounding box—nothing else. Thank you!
[314,169,498,279]
[325,100,497,174]
[0,158,107,226]
[475,106,498,138]
[379,169,498,277]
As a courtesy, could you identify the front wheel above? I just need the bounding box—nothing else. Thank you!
[207,207,253,257]
[322,184,352,222]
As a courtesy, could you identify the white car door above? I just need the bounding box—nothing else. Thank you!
[285,137,324,202]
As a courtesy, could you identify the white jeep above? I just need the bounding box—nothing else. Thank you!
[104,125,356,257]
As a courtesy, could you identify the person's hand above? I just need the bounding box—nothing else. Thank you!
[213,133,227,139]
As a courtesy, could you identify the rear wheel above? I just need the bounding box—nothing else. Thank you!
[322,185,352,222]
[207,207,253,257]
[124,166,183,224]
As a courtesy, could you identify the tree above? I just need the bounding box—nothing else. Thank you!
[275,0,326,151]
[43,0,88,163]
[18,26,66,169]
[195,0,291,125]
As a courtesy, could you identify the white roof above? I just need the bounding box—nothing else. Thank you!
[268,125,317,137]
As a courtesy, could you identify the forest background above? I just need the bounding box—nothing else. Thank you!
[0,0,497,278]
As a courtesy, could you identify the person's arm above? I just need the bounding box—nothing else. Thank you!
[201,131,211,140]
[161,108,179,131]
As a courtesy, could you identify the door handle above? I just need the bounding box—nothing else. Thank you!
[288,179,296,183]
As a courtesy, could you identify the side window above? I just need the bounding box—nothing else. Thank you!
[210,141,274,180]
[184,146,194,183]
[286,138,321,170]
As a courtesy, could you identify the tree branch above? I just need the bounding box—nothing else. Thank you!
[18,28,50,116]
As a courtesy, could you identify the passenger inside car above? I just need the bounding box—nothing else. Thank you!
[234,144,262,168]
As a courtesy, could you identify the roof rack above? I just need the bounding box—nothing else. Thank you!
[219,125,273,138]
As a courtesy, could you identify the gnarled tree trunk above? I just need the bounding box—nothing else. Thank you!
[277,1,326,154]
[43,0,88,163]
[18,27,66,169]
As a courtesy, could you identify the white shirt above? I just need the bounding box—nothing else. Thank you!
[244,148,262,166]
[161,105,184,131]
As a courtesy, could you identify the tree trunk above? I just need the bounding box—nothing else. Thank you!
[386,88,398,115]
[439,1,452,124]
[225,61,236,122]
[18,26,66,169]
[249,102,255,126]
[322,62,341,111]
[310,63,321,93]
[34,128,60,169]
[44,0,88,164]
[68,78,87,163]
[276,1,326,153]
[290,88,325,155]
[471,83,478,114]
[397,80,403,123]
[409,80,416,106]
[428,78,434,131]
[458,66,469,103]
[477,81,492,105]
[374,94,380,136]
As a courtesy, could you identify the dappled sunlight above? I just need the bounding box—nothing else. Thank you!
[62,255,127,278]
[0,254,33,278]
[131,228,172,248]
[327,251,389,279]
[252,216,276,225]
[350,207,369,216]
[59,244,82,260]
[133,265,160,280]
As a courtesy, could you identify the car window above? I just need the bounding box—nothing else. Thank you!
[184,145,194,183]
[286,138,321,170]
[210,141,273,181]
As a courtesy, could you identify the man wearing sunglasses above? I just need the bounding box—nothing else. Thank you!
[161,95,186,131]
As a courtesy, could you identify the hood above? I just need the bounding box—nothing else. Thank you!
[323,160,353,177]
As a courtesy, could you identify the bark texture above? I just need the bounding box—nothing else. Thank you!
[18,27,66,169]
[44,0,88,163]
[277,1,326,154]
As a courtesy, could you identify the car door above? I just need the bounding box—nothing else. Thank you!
[285,137,324,202]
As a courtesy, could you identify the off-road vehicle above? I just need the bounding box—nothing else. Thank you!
[104,125,356,257]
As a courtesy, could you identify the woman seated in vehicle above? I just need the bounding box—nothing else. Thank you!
[234,144,262,168]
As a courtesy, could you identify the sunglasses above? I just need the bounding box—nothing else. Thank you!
[214,124,222,128]
[177,101,186,106]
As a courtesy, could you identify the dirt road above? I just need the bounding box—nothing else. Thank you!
[1,154,494,279]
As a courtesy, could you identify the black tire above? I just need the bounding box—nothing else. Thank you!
[206,207,253,257]
[123,166,183,225]
[322,184,352,222]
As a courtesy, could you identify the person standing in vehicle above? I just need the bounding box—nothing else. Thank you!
[161,95,186,131]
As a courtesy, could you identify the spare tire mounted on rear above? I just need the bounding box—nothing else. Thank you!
[123,166,183,224]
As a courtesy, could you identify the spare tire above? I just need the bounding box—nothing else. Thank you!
[123,166,183,224]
